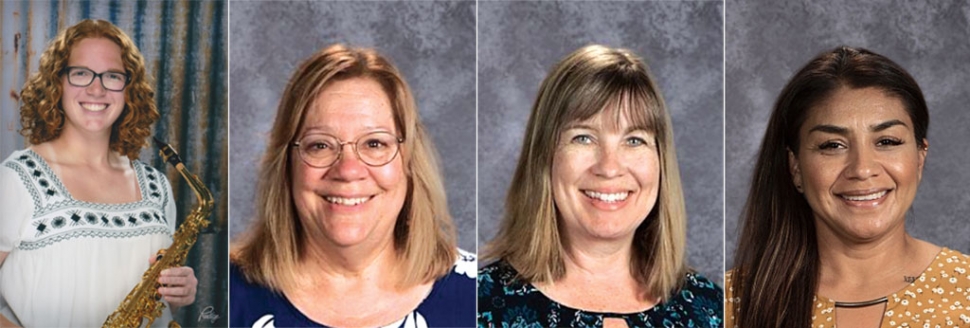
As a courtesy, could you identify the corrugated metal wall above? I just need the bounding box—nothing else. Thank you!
[0,1,228,326]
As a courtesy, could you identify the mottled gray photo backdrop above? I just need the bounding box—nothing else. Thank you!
[479,1,724,284]
[229,1,476,251]
[727,0,970,268]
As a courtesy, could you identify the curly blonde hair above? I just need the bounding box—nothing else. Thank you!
[19,19,157,159]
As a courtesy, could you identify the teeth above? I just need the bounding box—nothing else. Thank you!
[81,103,107,112]
[583,190,629,203]
[324,196,371,206]
[842,191,887,201]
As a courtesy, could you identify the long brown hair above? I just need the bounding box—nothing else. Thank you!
[483,44,689,301]
[232,44,457,291]
[19,19,157,159]
[732,46,929,327]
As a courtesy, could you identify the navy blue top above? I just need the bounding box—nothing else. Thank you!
[231,250,477,328]
[477,260,723,328]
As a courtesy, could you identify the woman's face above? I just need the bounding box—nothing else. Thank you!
[290,77,408,249]
[60,37,127,136]
[790,87,927,242]
[551,108,661,244]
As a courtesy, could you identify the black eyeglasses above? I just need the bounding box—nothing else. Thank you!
[291,131,405,168]
[62,66,131,92]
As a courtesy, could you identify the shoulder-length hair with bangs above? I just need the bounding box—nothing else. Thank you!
[232,44,457,291]
[731,46,929,328]
[19,19,158,159]
[483,44,689,301]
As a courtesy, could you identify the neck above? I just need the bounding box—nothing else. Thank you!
[559,232,638,287]
[555,233,652,303]
[44,125,117,166]
[815,221,919,285]
[298,232,401,290]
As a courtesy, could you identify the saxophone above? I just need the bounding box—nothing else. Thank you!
[103,138,214,328]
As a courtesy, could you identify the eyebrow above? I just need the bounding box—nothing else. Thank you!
[807,119,909,135]
[871,119,908,132]
[67,66,126,73]
[562,123,652,135]
[301,125,391,135]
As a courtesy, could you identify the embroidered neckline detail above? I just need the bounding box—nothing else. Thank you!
[3,149,173,250]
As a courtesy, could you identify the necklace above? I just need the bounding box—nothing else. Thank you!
[834,296,888,308]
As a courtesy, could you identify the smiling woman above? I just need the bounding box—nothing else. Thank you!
[792,87,926,244]
[0,19,198,327]
[727,47,970,328]
[229,45,476,327]
[477,45,723,328]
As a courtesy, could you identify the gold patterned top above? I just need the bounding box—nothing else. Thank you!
[726,248,970,327]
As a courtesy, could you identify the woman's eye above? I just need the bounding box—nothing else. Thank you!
[571,135,593,145]
[106,73,125,81]
[625,137,648,147]
[877,138,904,147]
[364,139,387,149]
[301,140,334,157]
[818,141,844,150]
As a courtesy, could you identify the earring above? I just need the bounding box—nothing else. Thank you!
[795,184,803,193]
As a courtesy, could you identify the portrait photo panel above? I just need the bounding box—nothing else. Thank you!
[229,0,476,252]
[478,0,725,284]
[726,0,970,268]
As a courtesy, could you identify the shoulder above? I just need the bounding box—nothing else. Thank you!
[230,262,272,302]
[132,159,174,207]
[414,248,477,327]
[430,248,477,291]
[941,247,970,261]
[477,259,522,293]
[0,150,38,251]
[1,149,31,185]
[933,248,970,288]
[230,262,283,301]
[131,159,171,190]
[0,149,40,211]
[229,262,298,327]
[1,149,30,164]
[477,260,544,326]
[1,149,35,178]
[453,247,477,279]
[678,271,724,299]
[650,271,724,328]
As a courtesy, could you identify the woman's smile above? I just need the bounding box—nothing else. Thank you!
[792,86,926,241]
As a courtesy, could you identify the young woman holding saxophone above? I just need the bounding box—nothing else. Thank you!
[0,19,198,327]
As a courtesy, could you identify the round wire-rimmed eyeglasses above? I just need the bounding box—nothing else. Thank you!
[291,131,405,168]
[62,66,131,92]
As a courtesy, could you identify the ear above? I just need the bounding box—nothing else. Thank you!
[788,148,803,193]
[917,138,928,180]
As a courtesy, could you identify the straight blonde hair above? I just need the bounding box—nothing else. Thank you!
[232,44,457,291]
[483,45,689,301]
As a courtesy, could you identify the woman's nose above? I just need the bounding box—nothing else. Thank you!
[591,146,623,178]
[327,144,368,181]
[844,145,879,180]
[86,76,108,95]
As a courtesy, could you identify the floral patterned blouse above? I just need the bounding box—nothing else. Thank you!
[478,260,723,328]
[725,247,970,327]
